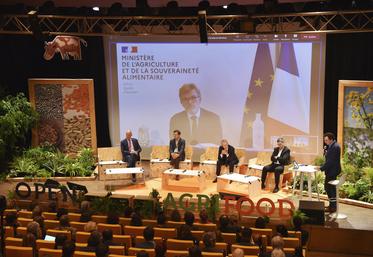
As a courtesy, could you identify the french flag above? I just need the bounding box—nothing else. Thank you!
[267,42,310,133]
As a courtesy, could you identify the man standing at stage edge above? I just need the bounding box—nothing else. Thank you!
[121,130,142,183]
[320,132,341,213]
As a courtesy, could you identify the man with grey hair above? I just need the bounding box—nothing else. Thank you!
[169,83,222,145]
[261,137,290,193]
[213,139,239,183]
[120,130,142,182]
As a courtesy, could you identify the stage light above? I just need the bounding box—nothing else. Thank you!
[92,7,100,11]
[223,5,228,9]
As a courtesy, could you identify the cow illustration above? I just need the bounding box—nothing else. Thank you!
[43,36,87,60]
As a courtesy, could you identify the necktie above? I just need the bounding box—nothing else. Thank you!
[191,115,197,143]
[128,139,132,151]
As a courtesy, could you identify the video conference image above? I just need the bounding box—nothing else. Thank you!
[105,34,325,159]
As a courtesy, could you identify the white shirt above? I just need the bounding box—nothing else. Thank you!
[127,138,134,152]
[187,108,200,133]
[174,139,179,153]
[275,148,283,164]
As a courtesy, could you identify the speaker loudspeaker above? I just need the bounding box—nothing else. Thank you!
[299,200,325,225]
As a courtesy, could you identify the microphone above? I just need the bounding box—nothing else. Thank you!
[323,145,327,156]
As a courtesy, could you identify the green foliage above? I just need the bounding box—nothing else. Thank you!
[0,93,38,168]
[340,178,371,200]
[8,146,95,178]
[363,167,373,185]
[134,199,154,218]
[91,196,128,215]
[360,191,373,204]
[312,155,325,166]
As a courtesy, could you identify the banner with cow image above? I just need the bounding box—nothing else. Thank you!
[44,35,87,61]
[28,79,97,154]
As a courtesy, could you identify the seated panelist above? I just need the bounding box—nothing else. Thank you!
[213,139,239,183]
[261,137,290,193]
[120,130,142,183]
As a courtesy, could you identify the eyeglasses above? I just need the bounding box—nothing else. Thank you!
[182,95,200,102]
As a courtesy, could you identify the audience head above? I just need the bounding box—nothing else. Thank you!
[27,221,42,239]
[124,206,134,218]
[143,226,155,242]
[48,201,57,213]
[84,221,98,232]
[55,234,68,249]
[59,215,70,227]
[80,211,92,222]
[255,217,266,229]
[199,209,209,224]
[276,225,288,237]
[57,208,68,219]
[32,205,43,218]
[95,243,109,257]
[33,215,45,229]
[292,216,303,230]
[240,227,252,241]
[102,229,113,242]
[80,201,91,212]
[232,248,244,257]
[271,235,284,250]
[131,212,143,226]
[23,232,36,247]
[219,215,230,230]
[271,248,285,257]
[5,212,18,226]
[178,224,193,240]
[170,209,181,222]
[87,231,102,247]
[184,211,195,226]
[62,241,75,257]
[136,251,149,257]
[157,211,167,225]
[202,232,216,248]
[188,246,202,257]
[107,213,119,224]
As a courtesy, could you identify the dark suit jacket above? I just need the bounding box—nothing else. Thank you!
[169,108,222,145]
[169,138,186,161]
[270,146,291,166]
[120,138,142,160]
[218,145,239,164]
[320,141,341,178]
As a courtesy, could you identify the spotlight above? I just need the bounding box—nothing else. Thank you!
[223,5,228,9]
[92,6,100,11]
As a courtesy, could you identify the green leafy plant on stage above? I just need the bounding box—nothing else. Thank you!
[0,93,38,171]
[149,188,163,214]
[8,146,96,178]
[291,210,308,227]
[91,196,128,215]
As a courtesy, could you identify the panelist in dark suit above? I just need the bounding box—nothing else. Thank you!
[120,130,142,183]
[261,137,291,193]
[169,83,222,145]
[213,139,239,183]
[320,132,341,213]
[169,129,185,170]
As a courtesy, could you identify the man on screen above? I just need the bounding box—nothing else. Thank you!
[169,129,185,170]
[213,139,239,183]
[261,137,291,193]
[320,132,341,213]
[120,130,142,183]
[169,83,222,145]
